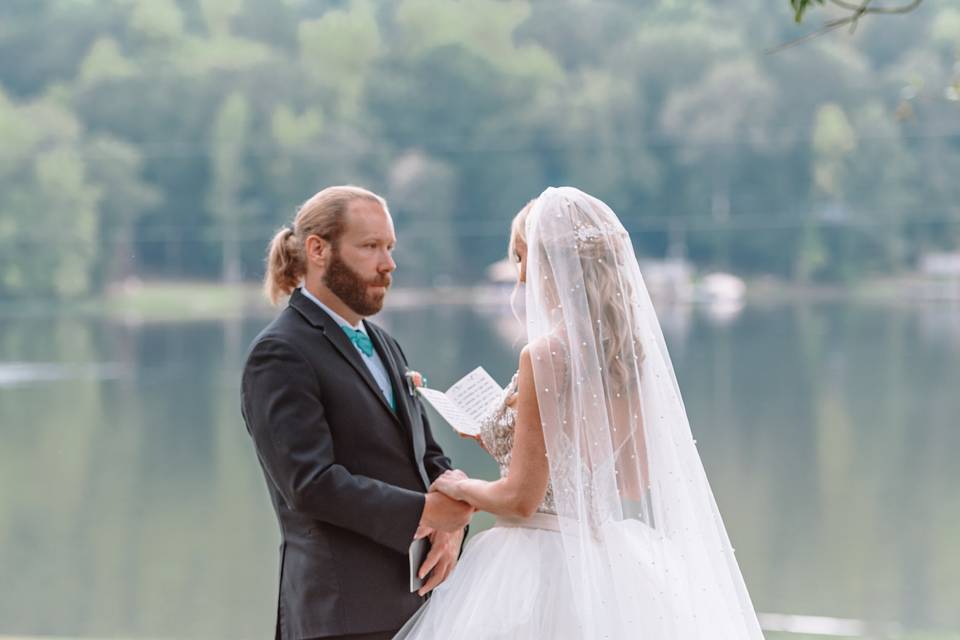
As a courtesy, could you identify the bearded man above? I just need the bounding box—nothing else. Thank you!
[242,186,472,640]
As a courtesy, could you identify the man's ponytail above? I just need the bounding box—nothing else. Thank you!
[264,227,304,305]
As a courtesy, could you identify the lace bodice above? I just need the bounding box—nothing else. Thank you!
[477,371,557,515]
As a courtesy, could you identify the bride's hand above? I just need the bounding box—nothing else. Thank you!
[459,392,515,451]
[459,431,487,451]
[430,469,469,501]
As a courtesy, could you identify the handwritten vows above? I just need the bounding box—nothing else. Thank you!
[417,367,504,437]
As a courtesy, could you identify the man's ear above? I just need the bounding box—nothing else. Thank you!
[304,234,330,270]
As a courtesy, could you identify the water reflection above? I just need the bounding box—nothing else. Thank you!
[0,362,127,387]
[0,302,957,638]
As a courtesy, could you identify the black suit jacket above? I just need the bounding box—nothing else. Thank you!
[241,289,454,639]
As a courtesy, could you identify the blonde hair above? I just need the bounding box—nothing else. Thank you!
[264,185,386,305]
[508,199,535,267]
[511,196,644,391]
[578,231,645,390]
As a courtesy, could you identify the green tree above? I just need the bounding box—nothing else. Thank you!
[0,91,103,297]
[387,151,460,286]
[806,103,857,280]
[84,136,161,287]
[208,92,252,284]
[298,0,383,118]
[660,58,777,268]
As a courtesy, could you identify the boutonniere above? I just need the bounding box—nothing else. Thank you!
[404,369,428,397]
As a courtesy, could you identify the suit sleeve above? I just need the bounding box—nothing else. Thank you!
[242,337,425,554]
[419,402,454,483]
[391,337,453,483]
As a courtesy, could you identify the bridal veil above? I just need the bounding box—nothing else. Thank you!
[525,187,763,639]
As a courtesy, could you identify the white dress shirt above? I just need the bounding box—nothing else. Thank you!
[299,286,396,411]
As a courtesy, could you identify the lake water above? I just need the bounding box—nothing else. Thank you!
[1,299,958,638]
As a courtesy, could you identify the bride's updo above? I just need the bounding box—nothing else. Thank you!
[567,199,645,389]
[512,190,645,391]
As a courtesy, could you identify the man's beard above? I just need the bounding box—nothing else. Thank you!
[323,246,391,317]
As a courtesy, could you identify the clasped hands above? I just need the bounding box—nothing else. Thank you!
[413,469,473,596]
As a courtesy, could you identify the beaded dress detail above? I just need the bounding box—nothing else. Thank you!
[477,371,557,515]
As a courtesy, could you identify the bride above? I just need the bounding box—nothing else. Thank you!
[395,187,763,639]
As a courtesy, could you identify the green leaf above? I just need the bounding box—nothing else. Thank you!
[791,0,826,23]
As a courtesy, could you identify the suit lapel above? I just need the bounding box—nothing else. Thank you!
[366,322,431,490]
[289,290,400,424]
[365,323,412,429]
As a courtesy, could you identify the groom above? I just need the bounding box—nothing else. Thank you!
[242,185,472,640]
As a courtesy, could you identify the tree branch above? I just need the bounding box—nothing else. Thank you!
[768,16,859,53]
[848,0,871,34]
[861,0,922,14]
[828,0,866,12]
[772,0,922,54]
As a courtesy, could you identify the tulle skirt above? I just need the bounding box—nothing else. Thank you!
[392,512,701,640]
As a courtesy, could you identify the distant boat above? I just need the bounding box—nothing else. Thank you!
[696,272,746,325]
[697,272,747,304]
[638,258,694,303]
[918,252,960,301]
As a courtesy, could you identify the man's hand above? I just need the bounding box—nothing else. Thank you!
[416,528,465,596]
[419,490,472,532]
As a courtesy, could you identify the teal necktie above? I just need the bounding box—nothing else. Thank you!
[341,325,374,357]
[341,325,395,411]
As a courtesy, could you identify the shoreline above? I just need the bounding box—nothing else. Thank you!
[0,276,956,322]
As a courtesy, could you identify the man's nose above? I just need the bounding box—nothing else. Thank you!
[380,249,396,272]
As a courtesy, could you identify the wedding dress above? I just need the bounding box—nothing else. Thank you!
[394,187,763,640]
